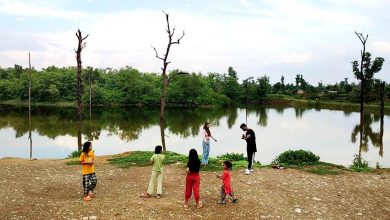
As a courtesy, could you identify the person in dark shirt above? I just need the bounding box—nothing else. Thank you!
[240,123,257,175]
[184,149,202,208]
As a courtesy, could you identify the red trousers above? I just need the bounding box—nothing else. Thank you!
[185,172,200,202]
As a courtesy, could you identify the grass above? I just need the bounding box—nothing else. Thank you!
[65,160,80,166]
[107,151,262,171]
[297,162,347,175]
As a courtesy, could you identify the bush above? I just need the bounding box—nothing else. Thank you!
[67,150,82,158]
[217,153,246,161]
[350,154,371,172]
[273,149,320,166]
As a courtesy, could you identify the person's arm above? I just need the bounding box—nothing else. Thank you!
[210,135,217,142]
[148,155,154,165]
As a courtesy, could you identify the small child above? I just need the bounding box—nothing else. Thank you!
[184,149,202,208]
[79,141,97,202]
[140,145,165,199]
[216,160,238,204]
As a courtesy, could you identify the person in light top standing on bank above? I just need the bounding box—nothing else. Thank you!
[201,122,217,166]
[240,123,257,175]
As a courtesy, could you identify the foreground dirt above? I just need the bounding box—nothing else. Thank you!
[0,157,389,220]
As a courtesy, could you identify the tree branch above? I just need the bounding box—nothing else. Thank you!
[171,31,185,44]
[168,71,189,83]
[152,45,164,60]
[82,34,89,41]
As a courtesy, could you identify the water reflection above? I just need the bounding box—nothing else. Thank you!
[351,114,384,157]
[0,104,387,167]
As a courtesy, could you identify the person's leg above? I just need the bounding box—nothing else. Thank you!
[147,171,157,195]
[251,152,256,171]
[247,151,253,170]
[193,174,201,207]
[202,141,207,165]
[156,171,163,195]
[228,192,238,203]
[83,174,89,197]
[204,142,210,165]
[219,185,226,204]
[89,173,97,194]
[184,174,193,206]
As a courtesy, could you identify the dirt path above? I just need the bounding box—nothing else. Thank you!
[0,157,389,220]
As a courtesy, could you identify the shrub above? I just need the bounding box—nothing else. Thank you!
[217,153,246,161]
[273,149,320,166]
[350,154,371,172]
[67,150,82,158]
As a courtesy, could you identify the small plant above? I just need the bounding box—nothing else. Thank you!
[67,150,82,158]
[217,153,246,161]
[273,149,320,166]
[350,154,371,172]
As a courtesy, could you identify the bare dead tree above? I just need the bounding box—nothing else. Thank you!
[152,11,185,151]
[28,52,32,158]
[379,81,385,157]
[75,29,89,150]
[354,31,368,156]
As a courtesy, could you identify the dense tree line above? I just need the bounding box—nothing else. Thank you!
[0,65,388,106]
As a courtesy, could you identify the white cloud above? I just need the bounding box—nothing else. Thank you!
[373,41,390,54]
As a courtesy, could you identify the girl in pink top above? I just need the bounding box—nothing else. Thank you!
[201,122,217,165]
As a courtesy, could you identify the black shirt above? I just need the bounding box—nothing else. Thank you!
[245,129,257,152]
[187,159,201,173]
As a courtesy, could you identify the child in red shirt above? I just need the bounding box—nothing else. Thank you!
[216,160,238,204]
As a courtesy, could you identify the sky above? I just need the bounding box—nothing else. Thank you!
[0,0,389,84]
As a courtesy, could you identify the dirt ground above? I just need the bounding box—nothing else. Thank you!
[0,156,389,220]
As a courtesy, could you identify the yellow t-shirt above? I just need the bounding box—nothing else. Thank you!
[79,150,95,175]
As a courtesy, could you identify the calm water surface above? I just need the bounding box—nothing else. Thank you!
[0,105,388,167]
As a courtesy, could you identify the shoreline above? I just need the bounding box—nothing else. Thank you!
[0,156,389,219]
[1,98,389,114]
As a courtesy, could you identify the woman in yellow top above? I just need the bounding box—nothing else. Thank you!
[79,141,97,202]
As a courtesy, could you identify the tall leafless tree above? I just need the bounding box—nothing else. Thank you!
[75,29,89,150]
[152,11,185,151]
[28,52,32,158]
[354,31,368,156]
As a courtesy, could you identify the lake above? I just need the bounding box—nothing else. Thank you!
[0,104,388,167]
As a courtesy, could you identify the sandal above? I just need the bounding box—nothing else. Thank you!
[156,194,161,199]
[183,203,189,208]
[140,193,151,198]
[88,191,94,197]
[83,196,92,201]
[218,200,226,205]
[232,198,238,204]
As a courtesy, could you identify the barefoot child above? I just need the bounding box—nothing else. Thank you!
[79,141,97,202]
[184,149,202,208]
[216,160,238,204]
[140,145,165,199]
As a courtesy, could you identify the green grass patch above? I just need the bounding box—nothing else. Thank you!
[67,150,82,158]
[65,159,80,166]
[108,151,261,171]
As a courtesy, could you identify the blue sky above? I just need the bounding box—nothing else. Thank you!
[0,0,389,84]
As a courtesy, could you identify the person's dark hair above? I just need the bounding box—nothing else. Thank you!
[155,145,162,154]
[240,123,247,129]
[203,122,211,136]
[187,149,201,173]
[82,141,92,154]
[223,160,233,170]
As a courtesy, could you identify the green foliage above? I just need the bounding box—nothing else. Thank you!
[65,160,80,166]
[217,152,246,161]
[350,154,371,172]
[108,151,187,168]
[67,150,82,158]
[107,151,260,171]
[273,149,320,166]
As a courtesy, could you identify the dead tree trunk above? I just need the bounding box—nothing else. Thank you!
[28,52,32,158]
[379,81,385,157]
[152,11,185,151]
[355,31,368,157]
[75,29,89,150]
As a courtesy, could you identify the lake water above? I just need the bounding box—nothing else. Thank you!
[0,105,388,167]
